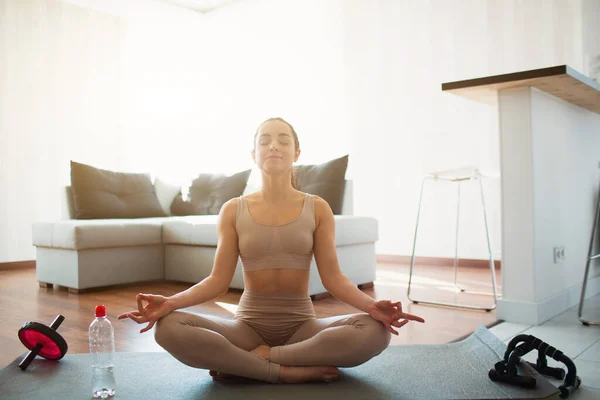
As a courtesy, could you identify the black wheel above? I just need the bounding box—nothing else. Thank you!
[18,321,68,360]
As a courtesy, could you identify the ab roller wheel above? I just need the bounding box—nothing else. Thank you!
[18,315,68,370]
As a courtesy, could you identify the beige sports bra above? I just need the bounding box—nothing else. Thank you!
[236,194,316,272]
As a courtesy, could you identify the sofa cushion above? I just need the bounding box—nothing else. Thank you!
[295,155,349,215]
[162,216,220,245]
[332,216,378,246]
[70,161,166,219]
[170,169,251,216]
[163,215,377,247]
[33,218,169,250]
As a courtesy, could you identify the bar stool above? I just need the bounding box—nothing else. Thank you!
[578,176,600,326]
[407,166,498,312]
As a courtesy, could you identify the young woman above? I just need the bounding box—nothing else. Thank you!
[118,117,425,384]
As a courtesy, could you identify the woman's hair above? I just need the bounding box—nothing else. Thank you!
[254,117,300,189]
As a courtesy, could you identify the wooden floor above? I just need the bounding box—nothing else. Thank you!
[0,262,502,368]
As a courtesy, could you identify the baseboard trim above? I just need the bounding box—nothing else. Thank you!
[497,275,600,325]
[377,254,501,269]
[0,260,36,271]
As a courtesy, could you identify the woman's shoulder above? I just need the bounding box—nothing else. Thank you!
[311,194,333,215]
[295,191,326,207]
[219,197,242,218]
[300,191,322,203]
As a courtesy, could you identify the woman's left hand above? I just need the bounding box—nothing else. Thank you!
[366,300,425,335]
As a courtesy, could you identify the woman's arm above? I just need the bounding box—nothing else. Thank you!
[313,196,377,312]
[165,198,240,311]
[313,196,425,334]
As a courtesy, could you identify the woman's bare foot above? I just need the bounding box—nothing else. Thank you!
[250,345,271,360]
[209,370,234,381]
[209,370,258,383]
[279,366,339,383]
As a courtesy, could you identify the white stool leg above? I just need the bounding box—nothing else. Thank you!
[453,182,464,291]
[407,177,427,301]
[578,183,600,326]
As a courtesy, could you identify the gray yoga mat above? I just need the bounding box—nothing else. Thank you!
[0,326,560,400]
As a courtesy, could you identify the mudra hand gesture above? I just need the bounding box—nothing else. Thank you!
[366,300,425,335]
[118,293,173,333]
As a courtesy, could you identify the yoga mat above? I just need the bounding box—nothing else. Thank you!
[0,326,561,400]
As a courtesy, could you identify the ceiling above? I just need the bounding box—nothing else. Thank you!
[159,0,241,13]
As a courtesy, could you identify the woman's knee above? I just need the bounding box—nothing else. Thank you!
[355,314,392,353]
[154,311,184,348]
[332,314,390,367]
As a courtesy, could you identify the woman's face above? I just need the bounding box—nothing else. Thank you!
[253,120,300,174]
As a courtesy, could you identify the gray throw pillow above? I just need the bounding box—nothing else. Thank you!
[295,154,349,214]
[70,161,166,219]
[170,169,252,215]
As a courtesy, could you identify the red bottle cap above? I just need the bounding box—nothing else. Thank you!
[95,305,107,317]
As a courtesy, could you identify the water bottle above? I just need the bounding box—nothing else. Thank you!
[89,304,117,399]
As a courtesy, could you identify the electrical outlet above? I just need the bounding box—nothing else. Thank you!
[554,246,565,263]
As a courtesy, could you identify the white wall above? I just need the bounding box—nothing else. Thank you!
[0,0,127,262]
[120,11,207,181]
[582,0,600,81]
[130,0,352,188]
[64,0,212,182]
[0,0,213,262]
[340,0,585,260]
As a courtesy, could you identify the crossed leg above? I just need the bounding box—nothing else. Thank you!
[154,311,340,384]
[268,313,392,367]
[154,311,280,382]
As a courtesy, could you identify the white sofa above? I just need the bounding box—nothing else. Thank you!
[32,181,379,298]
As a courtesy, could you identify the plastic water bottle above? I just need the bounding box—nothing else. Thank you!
[89,304,117,399]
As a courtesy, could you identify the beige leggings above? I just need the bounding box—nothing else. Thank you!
[154,290,391,383]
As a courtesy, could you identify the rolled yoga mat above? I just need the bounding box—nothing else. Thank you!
[0,326,561,400]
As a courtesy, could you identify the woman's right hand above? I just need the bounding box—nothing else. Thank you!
[117,293,174,333]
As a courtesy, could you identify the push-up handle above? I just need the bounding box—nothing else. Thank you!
[489,334,581,399]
